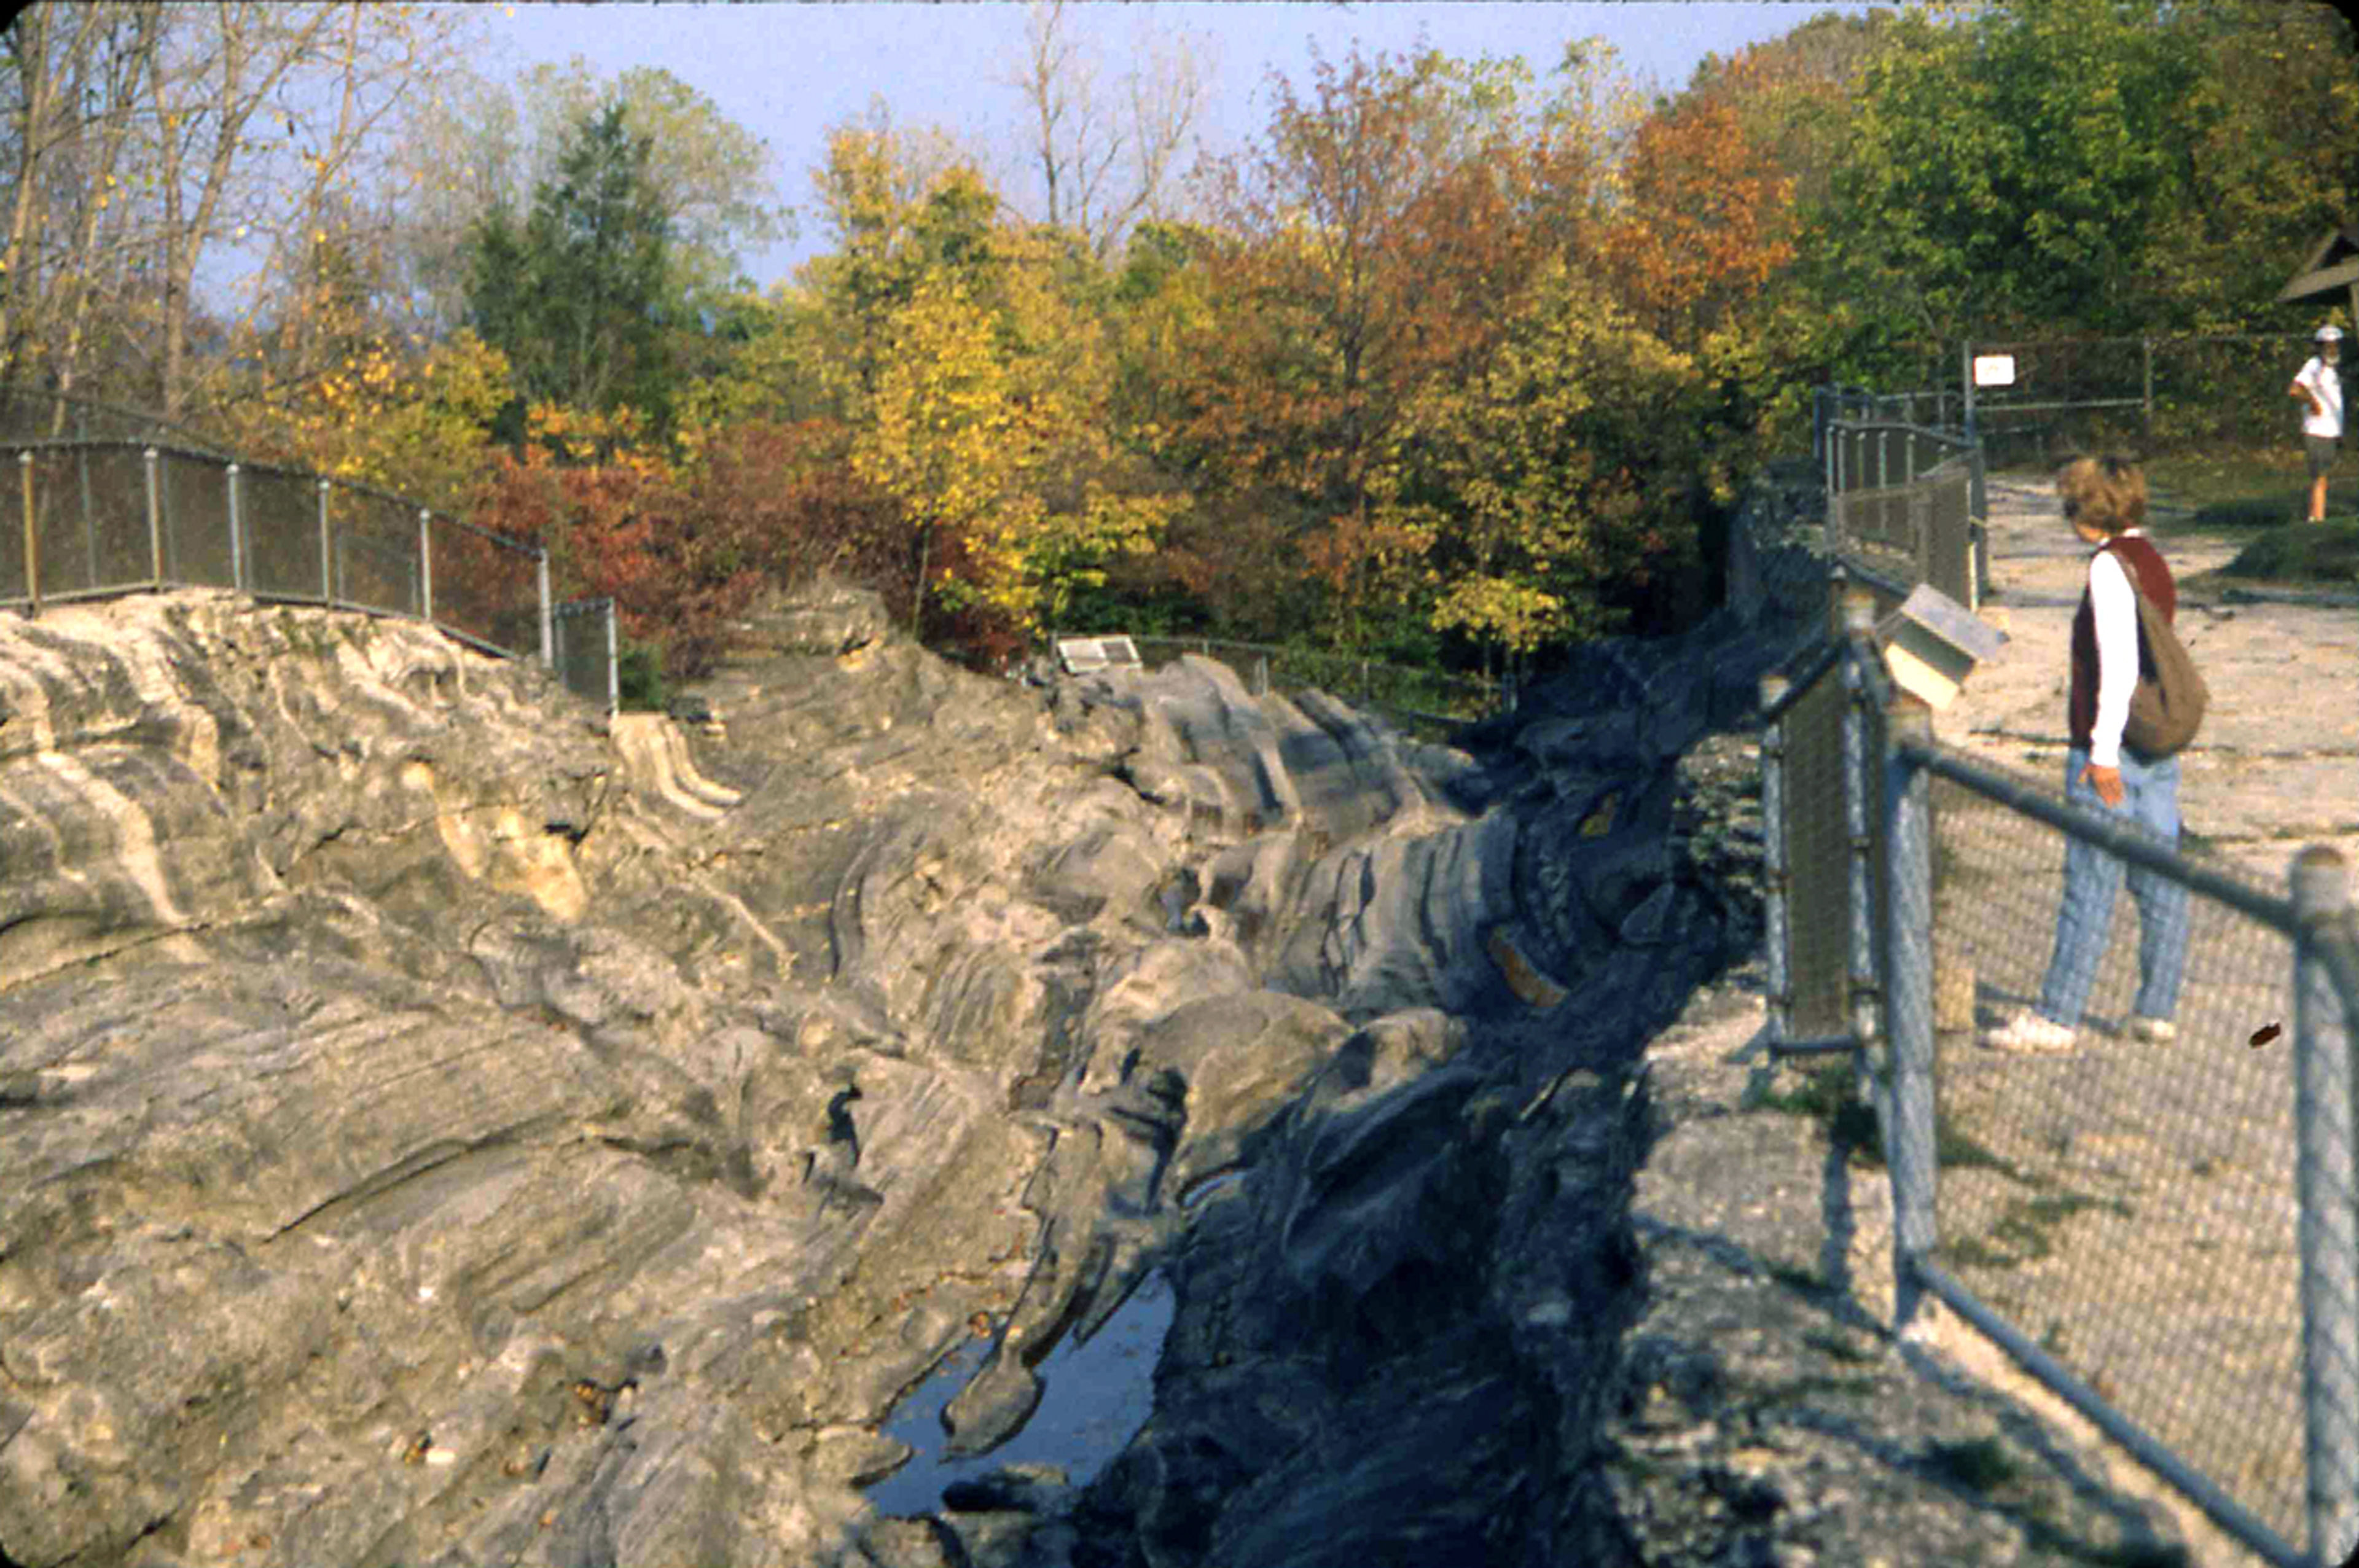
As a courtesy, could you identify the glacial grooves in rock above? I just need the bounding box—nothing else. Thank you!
[0,579,1801,1567]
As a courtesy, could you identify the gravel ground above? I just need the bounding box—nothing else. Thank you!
[1947,474,2359,886]
[1606,470,2359,1567]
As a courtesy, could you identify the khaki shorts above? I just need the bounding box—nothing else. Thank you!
[2309,434,2343,480]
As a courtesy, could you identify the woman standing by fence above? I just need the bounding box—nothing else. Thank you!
[1984,456,2191,1053]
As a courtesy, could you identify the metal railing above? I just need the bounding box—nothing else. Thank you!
[1822,413,1989,611]
[0,386,232,456]
[0,430,618,715]
[1813,384,1969,456]
[1759,588,2359,1567]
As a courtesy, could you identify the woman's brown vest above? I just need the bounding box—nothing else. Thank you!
[2068,534,2175,751]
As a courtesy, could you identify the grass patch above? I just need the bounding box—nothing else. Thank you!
[1753,1062,2025,1180]
[1925,1435,2022,1494]
[1753,1061,1885,1166]
[1990,1192,2133,1262]
[1936,1118,2025,1180]
[2143,449,2314,529]
[1944,1190,2130,1271]
[2031,1532,2188,1568]
[1760,1371,1881,1402]
[2214,518,2359,585]
[1941,1235,2020,1272]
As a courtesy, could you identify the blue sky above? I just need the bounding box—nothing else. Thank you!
[454,1,1878,290]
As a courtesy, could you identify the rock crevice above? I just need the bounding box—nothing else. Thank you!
[0,580,1809,1568]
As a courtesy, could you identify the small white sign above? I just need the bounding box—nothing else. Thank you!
[1972,354,2017,388]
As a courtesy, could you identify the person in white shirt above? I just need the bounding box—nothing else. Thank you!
[1984,456,2189,1055]
[2290,324,2344,522]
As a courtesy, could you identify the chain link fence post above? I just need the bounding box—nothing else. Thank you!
[143,447,163,587]
[2293,846,2359,1566]
[1825,423,1839,551]
[1760,673,1792,1050]
[225,464,244,593]
[20,450,37,616]
[604,599,619,717]
[538,550,554,666]
[1882,696,1939,1330]
[1840,585,1882,1070]
[2142,335,2155,446]
[317,478,333,603]
[417,510,434,622]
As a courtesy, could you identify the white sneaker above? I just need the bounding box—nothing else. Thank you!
[2130,1016,2177,1044]
[1982,1010,2077,1054]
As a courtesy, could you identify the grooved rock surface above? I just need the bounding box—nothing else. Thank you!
[2,542,2207,1568]
[0,581,1781,1568]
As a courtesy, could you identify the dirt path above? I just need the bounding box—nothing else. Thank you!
[1941,472,2359,887]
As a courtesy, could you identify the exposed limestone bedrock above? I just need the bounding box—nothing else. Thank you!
[0,580,1798,1567]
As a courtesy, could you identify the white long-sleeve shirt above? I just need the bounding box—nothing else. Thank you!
[2086,534,2142,769]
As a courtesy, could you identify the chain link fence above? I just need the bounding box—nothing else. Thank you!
[1761,607,2359,1567]
[1815,383,1989,614]
[1965,332,2323,467]
[553,597,619,717]
[0,387,232,454]
[0,427,616,714]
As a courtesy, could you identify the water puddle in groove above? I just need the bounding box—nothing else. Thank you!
[864,1270,1175,1518]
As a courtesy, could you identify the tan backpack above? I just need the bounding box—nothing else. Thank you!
[2114,552,2208,760]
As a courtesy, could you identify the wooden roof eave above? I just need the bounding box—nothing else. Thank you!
[2279,224,2359,303]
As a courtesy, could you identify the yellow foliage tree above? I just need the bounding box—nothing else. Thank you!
[1406,261,1707,661]
[849,270,1172,636]
[804,126,1175,641]
[219,326,512,513]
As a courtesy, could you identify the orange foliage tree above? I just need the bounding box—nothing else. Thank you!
[1159,45,1589,651]
[1600,95,1795,356]
[468,405,765,680]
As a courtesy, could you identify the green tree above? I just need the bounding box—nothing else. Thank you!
[389,58,786,343]
[465,101,676,436]
[1804,0,2357,346]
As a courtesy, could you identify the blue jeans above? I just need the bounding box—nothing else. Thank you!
[2033,746,2191,1026]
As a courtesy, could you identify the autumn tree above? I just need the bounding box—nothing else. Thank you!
[1681,10,1897,220]
[466,408,703,684]
[1162,44,1585,650]
[672,285,837,458]
[1601,95,1793,355]
[1404,261,1710,665]
[837,230,1171,641]
[796,122,1175,646]
[214,327,512,512]
[799,113,1003,415]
